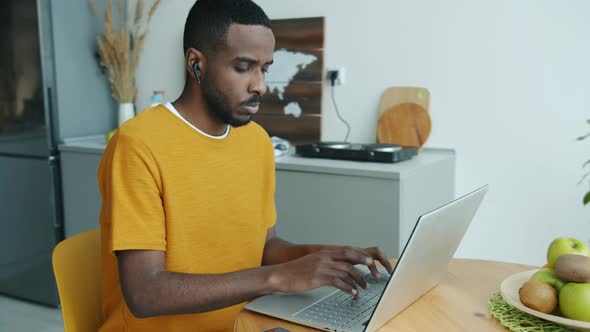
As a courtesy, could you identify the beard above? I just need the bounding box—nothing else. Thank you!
[201,76,252,128]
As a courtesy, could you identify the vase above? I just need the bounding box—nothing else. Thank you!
[118,103,135,126]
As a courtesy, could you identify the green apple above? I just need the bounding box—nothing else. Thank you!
[530,269,566,293]
[105,129,117,142]
[559,282,590,322]
[547,237,590,268]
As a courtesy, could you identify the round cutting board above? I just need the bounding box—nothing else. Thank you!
[377,103,431,147]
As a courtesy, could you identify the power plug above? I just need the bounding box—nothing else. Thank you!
[326,67,346,86]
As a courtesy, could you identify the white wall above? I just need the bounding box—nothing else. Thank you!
[136,0,590,266]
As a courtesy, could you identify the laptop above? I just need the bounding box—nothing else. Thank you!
[245,185,488,332]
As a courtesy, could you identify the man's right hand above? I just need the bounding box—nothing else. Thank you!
[268,248,375,296]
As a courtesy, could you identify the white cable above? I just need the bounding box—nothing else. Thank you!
[330,84,350,142]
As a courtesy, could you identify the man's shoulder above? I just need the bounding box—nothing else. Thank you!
[114,105,176,145]
[242,121,271,141]
[99,107,169,176]
[119,105,169,134]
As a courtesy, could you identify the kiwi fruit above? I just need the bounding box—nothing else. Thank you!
[554,254,590,283]
[519,280,558,313]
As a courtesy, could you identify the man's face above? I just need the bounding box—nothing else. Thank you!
[202,24,275,127]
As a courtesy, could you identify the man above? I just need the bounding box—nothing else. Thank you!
[98,0,393,331]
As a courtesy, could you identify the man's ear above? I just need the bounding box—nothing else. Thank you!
[192,61,201,84]
[185,48,205,83]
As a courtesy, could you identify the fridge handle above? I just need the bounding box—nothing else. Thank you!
[46,87,58,154]
[49,156,64,239]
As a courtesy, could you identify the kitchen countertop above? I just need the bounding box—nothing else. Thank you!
[59,135,455,179]
[59,135,107,154]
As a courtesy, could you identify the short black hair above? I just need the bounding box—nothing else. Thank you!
[183,0,272,55]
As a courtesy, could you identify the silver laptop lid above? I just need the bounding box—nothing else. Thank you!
[364,185,488,332]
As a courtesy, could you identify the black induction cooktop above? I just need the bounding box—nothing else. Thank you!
[295,142,418,163]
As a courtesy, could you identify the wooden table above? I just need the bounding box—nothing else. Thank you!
[235,259,535,331]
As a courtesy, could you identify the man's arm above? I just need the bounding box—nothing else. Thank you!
[262,226,395,277]
[117,250,278,318]
[118,239,382,318]
[261,226,329,265]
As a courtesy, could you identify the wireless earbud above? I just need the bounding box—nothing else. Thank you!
[192,61,201,84]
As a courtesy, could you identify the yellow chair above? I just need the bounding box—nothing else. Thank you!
[52,229,102,332]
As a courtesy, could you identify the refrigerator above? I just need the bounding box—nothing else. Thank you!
[0,0,115,306]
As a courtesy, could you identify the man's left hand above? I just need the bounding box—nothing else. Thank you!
[323,246,394,280]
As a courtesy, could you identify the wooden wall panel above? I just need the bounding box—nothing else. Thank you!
[254,115,321,144]
[272,17,324,50]
[262,82,321,116]
[266,49,323,83]
[258,17,324,145]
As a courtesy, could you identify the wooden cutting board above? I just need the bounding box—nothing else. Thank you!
[377,87,431,147]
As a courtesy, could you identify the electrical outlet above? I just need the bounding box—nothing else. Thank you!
[326,67,346,86]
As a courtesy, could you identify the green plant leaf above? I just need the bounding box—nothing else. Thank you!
[583,160,590,168]
[577,133,590,141]
[586,119,590,125]
[578,170,590,184]
[584,192,590,205]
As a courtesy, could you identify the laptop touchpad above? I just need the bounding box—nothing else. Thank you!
[246,286,336,316]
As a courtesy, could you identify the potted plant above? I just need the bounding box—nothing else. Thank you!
[90,0,160,128]
[578,120,590,205]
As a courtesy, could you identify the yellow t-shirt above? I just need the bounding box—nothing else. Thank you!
[97,105,276,331]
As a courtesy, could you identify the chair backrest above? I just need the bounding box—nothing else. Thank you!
[52,229,101,332]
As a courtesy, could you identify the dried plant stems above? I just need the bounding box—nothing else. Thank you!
[90,0,160,103]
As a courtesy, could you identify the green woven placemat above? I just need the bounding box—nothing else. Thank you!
[488,292,578,332]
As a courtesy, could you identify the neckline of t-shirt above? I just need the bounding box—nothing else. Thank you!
[163,102,230,140]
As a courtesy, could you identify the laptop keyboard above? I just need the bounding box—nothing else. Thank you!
[293,272,390,330]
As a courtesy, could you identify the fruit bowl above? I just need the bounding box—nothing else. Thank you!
[500,270,590,331]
